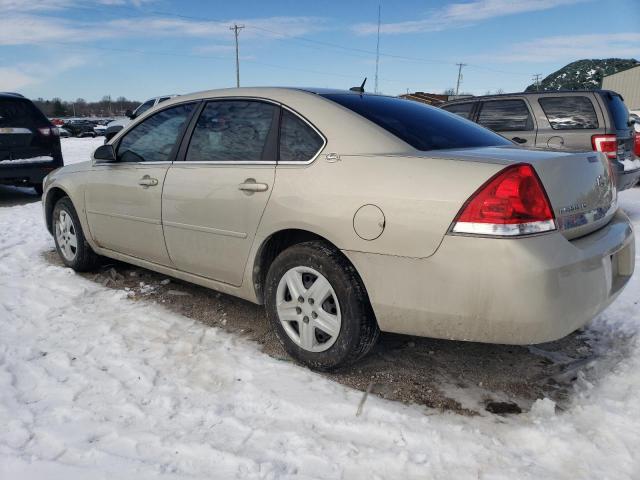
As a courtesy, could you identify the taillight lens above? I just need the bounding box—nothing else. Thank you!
[38,127,59,137]
[592,134,617,159]
[451,163,556,237]
[634,131,640,158]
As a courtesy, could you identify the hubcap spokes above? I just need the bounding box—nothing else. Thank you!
[55,210,78,261]
[276,266,341,353]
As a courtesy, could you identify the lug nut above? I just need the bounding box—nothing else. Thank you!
[298,296,304,303]
[308,298,314,305]
[296,307,302,314]
[311,312,318,319]
[303,316,309,323]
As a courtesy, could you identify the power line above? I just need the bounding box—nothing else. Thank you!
[229,24,245,87]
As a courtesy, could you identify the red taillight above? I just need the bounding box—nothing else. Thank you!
[634,131,640,157]
[592,134,617,159]
[451,163,556,236]
[37,127,59,137]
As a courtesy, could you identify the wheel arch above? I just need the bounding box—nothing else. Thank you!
[44,186,71,234]
[252,228,373,310]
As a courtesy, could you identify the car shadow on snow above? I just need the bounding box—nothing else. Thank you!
[43,249,636,416]
[0,184,41,207]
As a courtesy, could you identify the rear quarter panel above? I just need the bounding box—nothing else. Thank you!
[258,154,502,258]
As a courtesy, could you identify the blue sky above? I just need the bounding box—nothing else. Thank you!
[1,0,639,102]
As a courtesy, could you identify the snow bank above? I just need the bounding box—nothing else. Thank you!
[1,138,640,479]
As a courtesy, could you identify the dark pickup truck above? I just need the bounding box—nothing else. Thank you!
[0,93,63,194]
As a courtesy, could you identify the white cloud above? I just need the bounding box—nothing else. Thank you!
[353,0,588,35]
[483,33,640,63]
[0,56,88,91]
[0,13,324,47]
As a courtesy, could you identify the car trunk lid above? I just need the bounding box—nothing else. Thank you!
[425,145,616,240]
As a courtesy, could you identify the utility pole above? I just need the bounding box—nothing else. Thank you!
[532,73,542,91]
[374,4,381,94]
[455,63,466,96]
[230,24,245,88]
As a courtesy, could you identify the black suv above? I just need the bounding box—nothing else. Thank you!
[441,90,640,190]
[0,93,63,194]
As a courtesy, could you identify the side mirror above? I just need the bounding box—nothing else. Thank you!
[94,144,117,163]
[125,109,135,119]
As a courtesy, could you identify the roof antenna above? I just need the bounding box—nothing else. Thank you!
[350,77,367,93]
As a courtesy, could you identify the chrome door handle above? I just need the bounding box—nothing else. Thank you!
[138,175,158,187]
[239,179,269,193]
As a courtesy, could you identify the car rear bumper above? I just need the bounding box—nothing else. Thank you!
[344,209,635,344]
[616,166,640,190]
[0,158,63,185]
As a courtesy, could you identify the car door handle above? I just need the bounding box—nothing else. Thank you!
[512,137,527,144]
[138,175,158,187]
[239,180,269,193]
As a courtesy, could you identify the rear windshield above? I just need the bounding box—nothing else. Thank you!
[321,94,511,151]
[604,93,630,131]
[0,98,49,128]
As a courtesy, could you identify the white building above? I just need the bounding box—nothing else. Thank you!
[603,65,640,111]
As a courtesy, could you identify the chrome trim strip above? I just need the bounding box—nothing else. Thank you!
[86,210,161,225]
[163,220,247,238]
[92,161,173,166]
[452,219,556,236]
[176,161,277,166]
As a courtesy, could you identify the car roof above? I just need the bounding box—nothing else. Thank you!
[443,89,620,104]
[166,87,389,103]
[0,92,27,99]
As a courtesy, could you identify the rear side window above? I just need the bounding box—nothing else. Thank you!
[604,94,630,131]
[538,96,599,130]
[279,110,324,162]
[321,94,510,151]
[117,103,195,163]
[478,100,533,132]
[0,99,49,128]
[186,100,277,162]
[134,99,155,117]
[441,102,474,119]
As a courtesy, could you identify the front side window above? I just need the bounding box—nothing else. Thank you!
[117,103,194,163]
[185,100,277,162]
[539,96,599,130]
[478,100,533,132]
[321,94,510,151]
[441,102,474,120]
[279,110,324,162]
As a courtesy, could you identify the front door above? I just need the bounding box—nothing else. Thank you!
[85,102,196,265]
[162,99,279,286]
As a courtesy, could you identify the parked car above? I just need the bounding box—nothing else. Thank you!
[93,124,107,136]
[104,95,177,142]
[441,90,640,190]
[42,88,634,370]
[1,92,63,194]
[63,119,97,138]
[58,127,71,138]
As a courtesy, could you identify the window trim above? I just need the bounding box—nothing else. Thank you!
[99,100,200,166]
[538,95,600,131]
[277,104,327,165]
[477,98,535,132]
[177,97,281,165]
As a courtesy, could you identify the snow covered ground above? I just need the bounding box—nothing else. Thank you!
[1,137,640,479]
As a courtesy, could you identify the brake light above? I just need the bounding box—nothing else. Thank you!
[451,163,556,236]
[38,127,59,136]
[634,131,640,158]
[592,134,617,159]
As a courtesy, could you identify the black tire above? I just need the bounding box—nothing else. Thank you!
[265,241,379,371]
[52,196,100,271]
[32,184,43,195]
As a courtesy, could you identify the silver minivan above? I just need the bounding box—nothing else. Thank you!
[442,90,640,190]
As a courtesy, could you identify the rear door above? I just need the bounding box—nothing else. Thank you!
[162,99,279,286]
[476,98,537,146]
[534,93,604,150]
